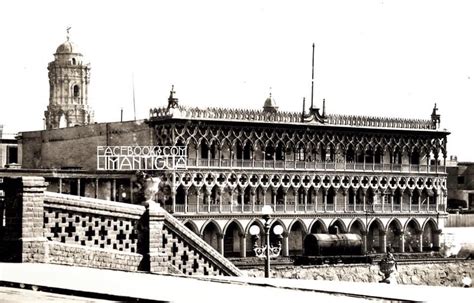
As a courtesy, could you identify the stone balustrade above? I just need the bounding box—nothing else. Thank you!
[149,106,434,130]
[0,176,242,277]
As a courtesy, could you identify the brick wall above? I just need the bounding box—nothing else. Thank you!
[0,176,242,277]
[20,120,151,170]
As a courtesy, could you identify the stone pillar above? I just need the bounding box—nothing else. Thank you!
[77,179,81,196]
[390,190,394,212]
[400,231,405,253]
[196,191,201,214]
[314,188,318,212]
[303,189,308,212]
[129,178,134,204]
[408,190,413,213]
[1,177,48,263]
[184,188,188,213]
[171,188,176,213]
[361,231,368,254]
[94,178,99,198]
[281,232,289,257]
[239,233,247,258]
[147,204,168,273]
[417,231,423,252]
[112,179,117,201]
[342,189,347,213]
[283,191,287,213]
[433,229,442,251]
[380,231,387,253]
[293,190,297,213]
[218,233,224,255]
[381,192,385,213]
[323,188,328,212]
[59,178,63,194]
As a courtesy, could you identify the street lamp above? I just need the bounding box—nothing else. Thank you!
[249,205,283,278]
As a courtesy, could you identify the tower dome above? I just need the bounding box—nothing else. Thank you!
[55,40,81,54]
[263,92,278,113]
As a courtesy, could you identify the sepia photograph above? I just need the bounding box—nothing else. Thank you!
[1,0,473,302]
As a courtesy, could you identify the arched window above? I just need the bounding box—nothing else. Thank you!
[73,85,80,97]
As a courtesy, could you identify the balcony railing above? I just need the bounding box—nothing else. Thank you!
[186,159,445,173]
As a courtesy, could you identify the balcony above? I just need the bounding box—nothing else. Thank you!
[164,202,442,215]
[186,159,445,173]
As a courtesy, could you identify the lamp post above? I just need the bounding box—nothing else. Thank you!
[249,205,283,278]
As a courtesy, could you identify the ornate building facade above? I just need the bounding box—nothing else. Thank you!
[44,33,94,129]
[147,89,449,258]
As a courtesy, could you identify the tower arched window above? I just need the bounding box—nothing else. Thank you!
[73,85,80,98]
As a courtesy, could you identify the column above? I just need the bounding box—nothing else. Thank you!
[380,231,387,253]
[433,229,442,251]
[362,190,366,212]
[218,233,224,255]
[241,189,244,213]
[240,233,247,258]
[281,232,289,257]
[353,189,357,212]
[272,189,277,212]
[77,179,81,197]
[408,190,413,213]
[283,191,287,213]
[314,188,318,212]
[417,231,423,252]
[400,231,405,253]
[195,190,200,213]
[417,189,421,213]
[218,188,222,213]
[112,179,117,201]
[304,189,308,212]
[252,190,256,213]
[59,178,63,194]
[390,190,394,212]
[230,190,234,213]
[184,188,188,213]
[171,188,176,213]
[293,190,297,213]
[95,178,99,198]
[400,189,404,211]
[343,189,347,213]
[361,231,367,254]
[207,191,211,213]
[323,188,328,212]
[129,178,134,204]
[381,191,385,213]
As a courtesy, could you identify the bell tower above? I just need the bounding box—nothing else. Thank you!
[44,28,94,129]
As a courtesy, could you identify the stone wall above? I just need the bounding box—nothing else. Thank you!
[243,261,474,287]
[20,120,151,170]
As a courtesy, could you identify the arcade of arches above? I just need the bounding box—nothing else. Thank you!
[182,216,441,258]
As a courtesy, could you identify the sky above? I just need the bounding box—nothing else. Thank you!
[0,0,473,160]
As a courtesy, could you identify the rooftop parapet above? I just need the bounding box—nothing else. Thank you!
[149,105,437,130]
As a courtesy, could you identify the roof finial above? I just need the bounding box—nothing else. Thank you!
[66,26,71,41]
[269,86,272,98]
[168,84,179,109]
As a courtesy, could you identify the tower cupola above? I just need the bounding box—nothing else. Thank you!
[44,28,94,129]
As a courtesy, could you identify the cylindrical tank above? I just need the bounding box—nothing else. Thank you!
[304,233,363,256]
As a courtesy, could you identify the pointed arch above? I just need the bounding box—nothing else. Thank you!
[288,218,308,234]
[200,219,222,235]
[309,219,328,234]
[183,219,200,235]
[328,218,347,234]
[348,218,366,233]
[223,219,245,235]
